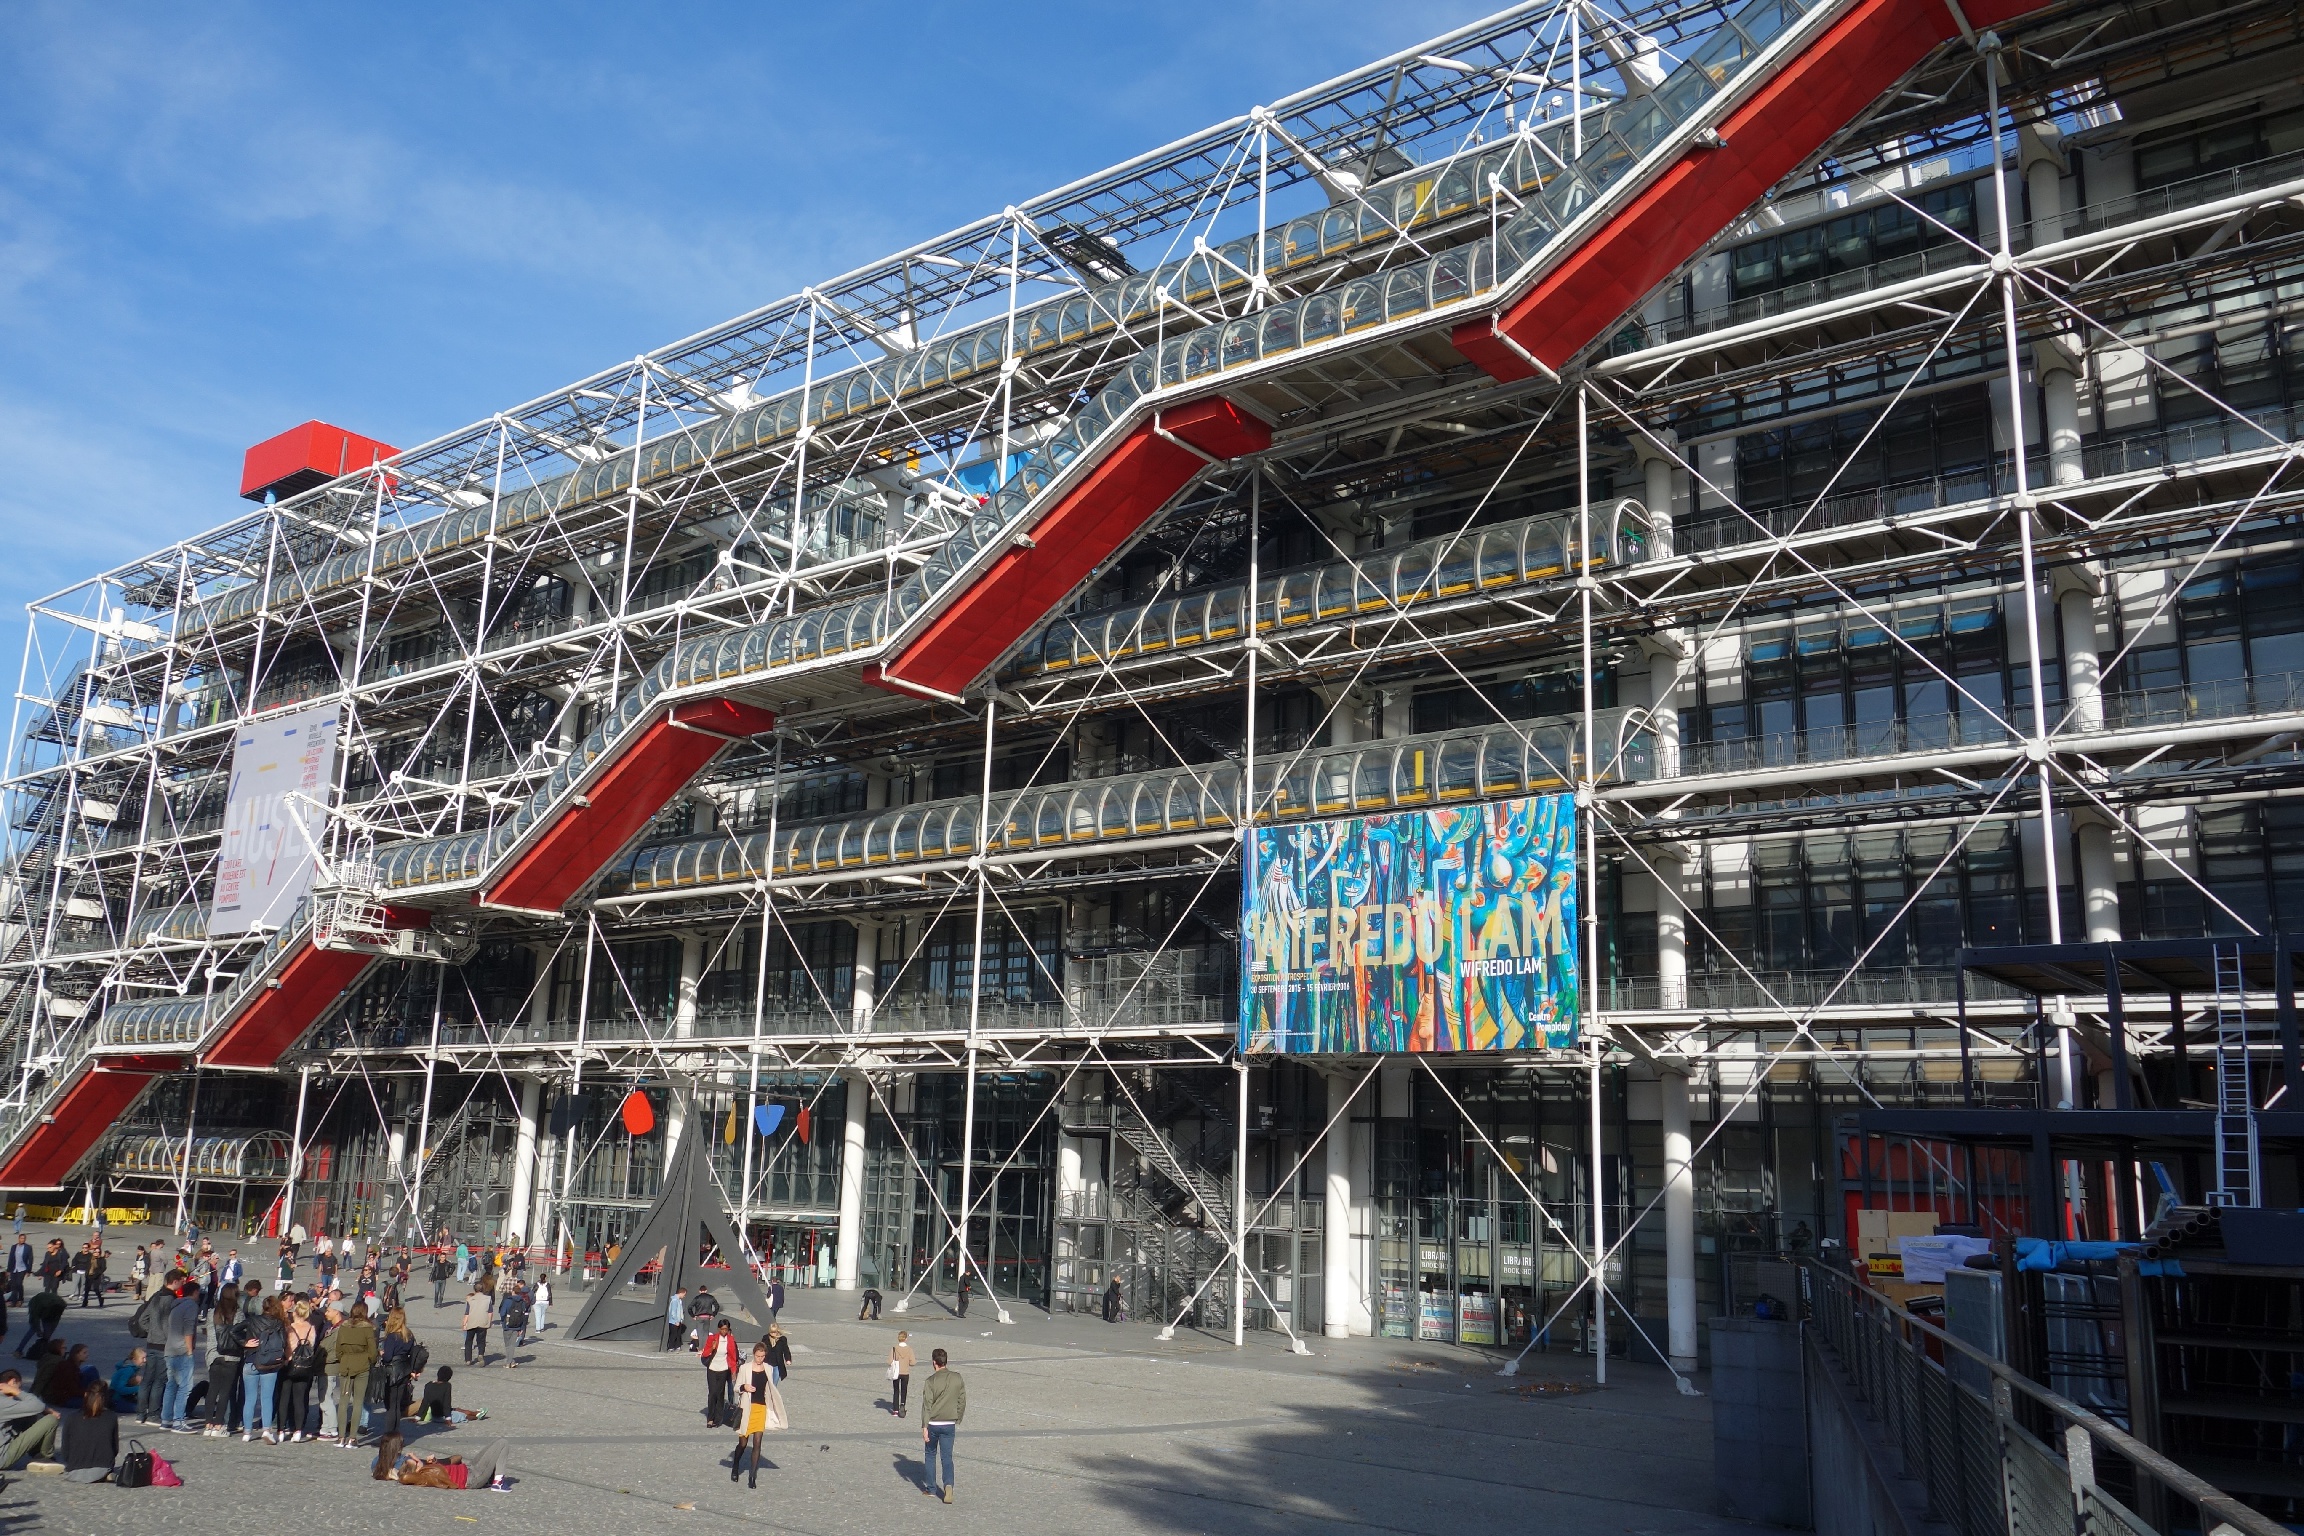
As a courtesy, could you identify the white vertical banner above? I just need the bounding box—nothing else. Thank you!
[209,703,341,937]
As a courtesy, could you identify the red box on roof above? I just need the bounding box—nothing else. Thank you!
[240,420,397,502]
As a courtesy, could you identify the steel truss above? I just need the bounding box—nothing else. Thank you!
[8,0,2304,1372]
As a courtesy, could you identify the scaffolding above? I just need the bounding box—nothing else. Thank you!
[4,0,2303,1478]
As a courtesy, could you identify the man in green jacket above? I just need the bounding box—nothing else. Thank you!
[919,1348,966,1504]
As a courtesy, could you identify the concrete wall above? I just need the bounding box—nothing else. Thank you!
[1710,1317,1810,1527]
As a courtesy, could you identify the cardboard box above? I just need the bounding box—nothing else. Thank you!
[1856,1209,1939,1261]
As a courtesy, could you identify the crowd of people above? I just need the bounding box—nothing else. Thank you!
[0,1226,523,1487]
[0,1219,974,1502]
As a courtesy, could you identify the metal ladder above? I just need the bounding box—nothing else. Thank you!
[2208,943,2261,1208]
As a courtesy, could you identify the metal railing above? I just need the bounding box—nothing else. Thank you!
[1808,1262,2287,1536]
[1676,406,2298,564]
[1601,967,2030,1012]
[2101,668,2304,733]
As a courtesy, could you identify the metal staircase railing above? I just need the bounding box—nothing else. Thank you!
[1110,1099,1233,1233]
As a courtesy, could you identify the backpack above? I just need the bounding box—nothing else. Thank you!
[128,1292,167,1342]
[251,1319,286,1371]
[285,1331,319,1378]
[118,1440,155,1489]
[408,1341,430,1378]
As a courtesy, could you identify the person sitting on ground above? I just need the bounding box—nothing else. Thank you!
[33,1344,82,1410]
[60,1383,117,1483]
[415,1364,486,1428]
[108,1348,143,1414]
[0,1367,60,1469]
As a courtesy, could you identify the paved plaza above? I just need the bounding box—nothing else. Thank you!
[1,1225,1745,1534]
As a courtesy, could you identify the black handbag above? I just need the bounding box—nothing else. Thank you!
[118,1440,155,1489]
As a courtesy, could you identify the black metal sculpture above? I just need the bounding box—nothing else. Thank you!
[565,1125,774,1342]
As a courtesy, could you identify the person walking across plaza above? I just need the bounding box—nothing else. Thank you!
[887,1330,915,1418]
[76,1241,107,1307]
[919,1348,966,1503]
[461,1282,492,1366]
[530,1272,551,1336]
[729,1337,785,1488]
[36,1240,68,1296]
[430,1246,453,1307]
[4,1234,29,1306]
[702,1320,737,1427]
[763,1323,792,1386]
[496,1277,530,1358]
[664,1285,686,1352]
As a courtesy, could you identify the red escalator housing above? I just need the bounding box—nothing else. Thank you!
[0,1067,158,1188]
[1457,0,2046,376]
[873,397,1271,699]
[481,697,777,913]
[203,944,379,1070]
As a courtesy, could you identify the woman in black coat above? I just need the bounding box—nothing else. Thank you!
[61,1383,118,1482]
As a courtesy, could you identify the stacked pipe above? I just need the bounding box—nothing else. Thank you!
[2140,1205,2222,1258]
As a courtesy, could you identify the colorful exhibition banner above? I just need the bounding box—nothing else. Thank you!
[210,703,341,937]
[1239,794,1578,1055]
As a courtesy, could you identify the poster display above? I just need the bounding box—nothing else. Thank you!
[1417,1290,1457,1342]
[1457,1292,1499,1346]
[1241,795,1578,1054]
[210,703,340,937]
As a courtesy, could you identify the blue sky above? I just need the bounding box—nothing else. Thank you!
[0,0,1490,691]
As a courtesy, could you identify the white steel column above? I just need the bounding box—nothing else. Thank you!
[385,1083,408,1188]
[1661,1068,1697,1373]
[1654,847,1689,1011]
[666,931,703,1159]
[1589,1042,1607,1384]
[1233,1058,1249,1348]
[957,698,1009,1322]
[851,920,880,1031]
[1986,39,2065,947]
[2022,123,2085,487]
[282,1064,310,1238]
[2059,584,2103,734]
[554,915,597,1273]
[173,1069,201,1236]
[834,1070,869,1290]
[409,970,445,1242]
[1323,1064,1359,1340]
[508,1077,541,1251]
[2076,819,2121,944]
